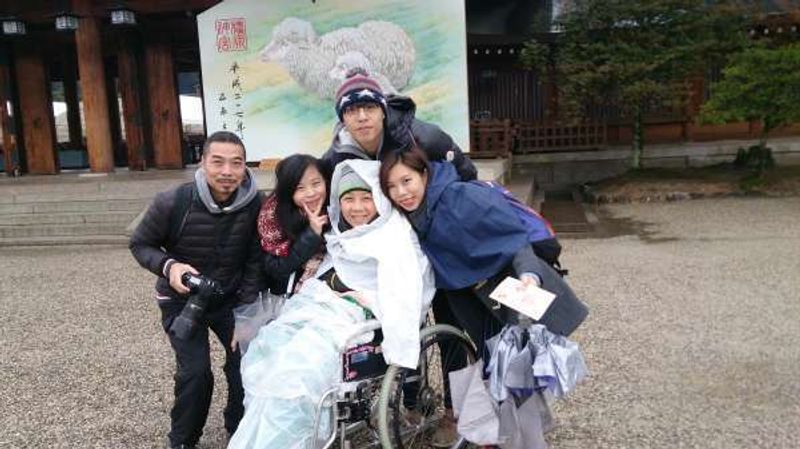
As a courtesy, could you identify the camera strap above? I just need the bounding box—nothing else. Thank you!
[167,182,195,250]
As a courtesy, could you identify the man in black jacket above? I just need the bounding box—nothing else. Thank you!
[322,68,477,181]
[130,131,264,449]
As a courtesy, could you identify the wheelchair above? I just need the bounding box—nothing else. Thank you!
[311,318,478,449]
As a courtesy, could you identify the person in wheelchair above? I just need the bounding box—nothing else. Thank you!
[228,160,435,449]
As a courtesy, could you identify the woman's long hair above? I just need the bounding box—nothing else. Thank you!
[274,154,330,241]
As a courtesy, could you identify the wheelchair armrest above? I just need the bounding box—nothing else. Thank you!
[339,319,382,352]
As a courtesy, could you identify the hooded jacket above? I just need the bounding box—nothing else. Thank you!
[411,161,530,290]
[130,167,264,305]
[322,95,477,181]
[409,161,588,336]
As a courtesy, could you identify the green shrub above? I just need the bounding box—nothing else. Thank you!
[733,145,775,173]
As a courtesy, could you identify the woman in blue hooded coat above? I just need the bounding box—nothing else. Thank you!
[379,146,589,352]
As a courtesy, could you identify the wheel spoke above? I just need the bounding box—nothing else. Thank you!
[379,327,477,449]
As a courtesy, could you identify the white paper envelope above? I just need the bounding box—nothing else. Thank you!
[489,277,556,321]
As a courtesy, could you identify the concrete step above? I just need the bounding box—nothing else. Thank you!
[0,167,276,247]
[0,171,192,196]
[474,159,510,184]
[5,191,158,204]
[0,234,130,247]
[0,168,274,198]
[506,176,533,200]
[0,211,137,226]
[0,199,148,215]
[508,163,540,210]
[0,222,130,239]
[539,189,593,235]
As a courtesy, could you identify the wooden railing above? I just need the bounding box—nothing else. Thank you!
[468,120,607,157]
[469,119,514,159]
[515,122,607,154]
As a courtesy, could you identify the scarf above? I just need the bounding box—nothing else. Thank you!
[257,194,291,256]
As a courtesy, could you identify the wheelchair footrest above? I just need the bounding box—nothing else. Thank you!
[335,388,371,424]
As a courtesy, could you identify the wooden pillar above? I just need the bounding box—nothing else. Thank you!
[145,33,183,169]
[118,37,146,171]
[105,64,124,165]
[0,60,15,174]
[13,43,58,175]
[75,9,115,173]
[62,50,83,148]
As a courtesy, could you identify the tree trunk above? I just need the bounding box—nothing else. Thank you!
[631,108,643,169]
[757,121,772,175]
[758,118,771,151]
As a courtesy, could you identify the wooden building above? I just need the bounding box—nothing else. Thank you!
[2,0,799,176]
[465,0,800,158]
[0,0,215,175]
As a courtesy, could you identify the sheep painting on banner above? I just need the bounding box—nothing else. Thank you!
[197,0,469,161]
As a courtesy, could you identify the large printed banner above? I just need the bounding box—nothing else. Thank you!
[197,0,469,161]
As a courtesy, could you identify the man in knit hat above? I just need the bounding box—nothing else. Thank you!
[322,68,477,182]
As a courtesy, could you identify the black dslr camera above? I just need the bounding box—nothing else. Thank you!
[169,273,225,340]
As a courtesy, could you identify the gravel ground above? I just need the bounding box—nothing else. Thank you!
[1,196,799,449]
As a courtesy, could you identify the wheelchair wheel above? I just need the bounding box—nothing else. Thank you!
[376,324,478,449]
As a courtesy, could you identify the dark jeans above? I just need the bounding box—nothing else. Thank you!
[159,299,244,448]
[430,289,493,409]
[441,288,504,360]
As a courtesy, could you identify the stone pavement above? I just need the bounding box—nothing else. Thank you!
[0,196,798,448]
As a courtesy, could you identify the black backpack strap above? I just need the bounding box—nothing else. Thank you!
[249,191,265,223]
[167,183,195,249]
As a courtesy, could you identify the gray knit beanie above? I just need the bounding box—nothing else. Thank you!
[337,165,371,199]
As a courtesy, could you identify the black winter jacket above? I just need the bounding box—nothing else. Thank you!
[322,95,477,181]
[130,181,264,305]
